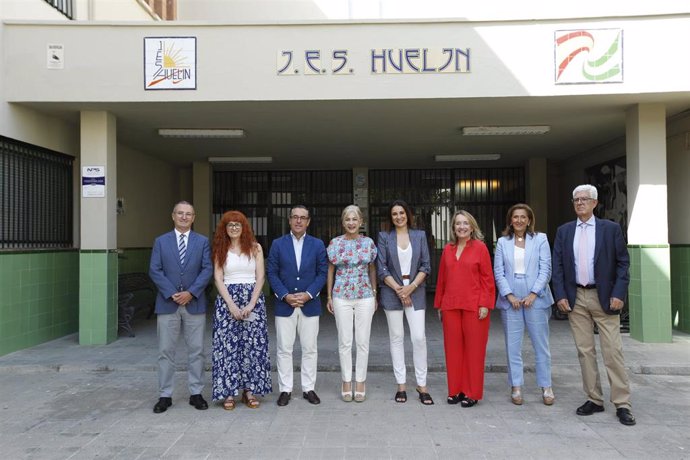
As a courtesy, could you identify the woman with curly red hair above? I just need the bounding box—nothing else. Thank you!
[211,210,272,410]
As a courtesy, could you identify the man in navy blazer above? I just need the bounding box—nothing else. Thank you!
[552,184,635,426]
[149,201,213,414]
[267,205,328,406]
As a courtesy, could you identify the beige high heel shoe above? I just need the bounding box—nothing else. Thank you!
[542,387,555,406]
[354,382,366,403]
[511,387,523,405]
[341,381,353,402]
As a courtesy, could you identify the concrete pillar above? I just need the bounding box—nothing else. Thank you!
[192,160,212,237]
[79,111,118,345]
[526,157,548,233]
[626,103,672,342]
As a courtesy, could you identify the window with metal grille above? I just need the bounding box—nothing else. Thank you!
[0,136,74,249]
[43,0,74,19]
[369,168,525,288]
[213,170,352,251]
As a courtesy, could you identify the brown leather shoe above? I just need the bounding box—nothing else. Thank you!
[303,390,321,405]
[511,387,523,405]
[277,391,291,406]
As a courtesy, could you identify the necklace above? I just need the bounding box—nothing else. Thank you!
[516,235,524,242]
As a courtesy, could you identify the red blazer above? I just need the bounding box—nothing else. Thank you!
[434,240,496,312]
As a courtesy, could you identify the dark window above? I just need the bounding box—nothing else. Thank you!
[43,0,74,19]
[369,168,525,288]
[0,136,74,249]
[213,170,352,251]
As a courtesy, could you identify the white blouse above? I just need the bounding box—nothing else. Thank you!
[397,244,412,286]
[513,246,526,275]
[223,251,256,284]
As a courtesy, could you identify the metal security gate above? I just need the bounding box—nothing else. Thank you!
[369,168,525,288]
[212,170,352,251]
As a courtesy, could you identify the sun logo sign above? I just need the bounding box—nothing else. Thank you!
[554,29,623,84]
[144,37,197,90]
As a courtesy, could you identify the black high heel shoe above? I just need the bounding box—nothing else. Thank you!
[447,393,465,405]
[461,396,477,407]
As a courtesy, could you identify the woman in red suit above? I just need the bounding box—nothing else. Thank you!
[434,210,495,407]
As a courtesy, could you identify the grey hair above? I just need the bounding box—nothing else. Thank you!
[341,204,364,222]
[172,201,194,213]
[572,184,598,200]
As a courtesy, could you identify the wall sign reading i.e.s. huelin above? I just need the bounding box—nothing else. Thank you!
[144,37,197,90]
[277,48,471,75]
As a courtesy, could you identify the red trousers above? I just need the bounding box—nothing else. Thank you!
[441,309,490,400]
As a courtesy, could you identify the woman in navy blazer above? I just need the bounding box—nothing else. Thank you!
[494,203,555,406]
[376,200,433,405]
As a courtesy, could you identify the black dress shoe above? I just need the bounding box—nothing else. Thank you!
[576,400,605,416]
[153,397,172,413]
[277,391,291,406]
[189,394,208,410]
[616,408,636,426]
[303,390,321,405]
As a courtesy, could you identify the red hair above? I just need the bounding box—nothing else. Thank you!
[212,210,257,268]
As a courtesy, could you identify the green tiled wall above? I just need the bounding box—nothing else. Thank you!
[79,250,118,345]
[670,245,690,333]
[118,248,152,274]
[0,250,79,356]
[628,245,673,343]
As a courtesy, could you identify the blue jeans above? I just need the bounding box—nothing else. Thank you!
[500,274,552,387]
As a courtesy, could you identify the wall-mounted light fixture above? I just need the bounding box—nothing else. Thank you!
[435,154,501,162]
[158,128,245,138]
[461,126,550,136]
[208,156,273,164]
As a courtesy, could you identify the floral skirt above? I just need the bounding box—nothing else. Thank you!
[211,283,272,400]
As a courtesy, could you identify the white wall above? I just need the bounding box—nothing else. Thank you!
[177,0,690,22]
[4,16,690,103]
[0,0,70,20]
[73,0,158,21]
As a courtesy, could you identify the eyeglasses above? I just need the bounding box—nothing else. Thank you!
[572,198,593,204]
[226,222,242,229]
[174,211,194,217]
[290,215,310,222]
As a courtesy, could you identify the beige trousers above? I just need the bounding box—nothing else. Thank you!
[568,287,632,409]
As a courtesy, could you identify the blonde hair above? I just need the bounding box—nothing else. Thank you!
[451,210,484,243]
[341,204,364,223]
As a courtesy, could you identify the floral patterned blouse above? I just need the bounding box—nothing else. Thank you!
[327,235,377,300]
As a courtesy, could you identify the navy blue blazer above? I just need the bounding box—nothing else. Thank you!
[376,229,431,311]
[149,230,213,315]
[552,217,630,315]
[267,233,328,317]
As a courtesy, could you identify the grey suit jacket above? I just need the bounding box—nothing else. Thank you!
[376,229,431,310]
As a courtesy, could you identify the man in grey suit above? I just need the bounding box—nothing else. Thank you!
[149,201,213,413]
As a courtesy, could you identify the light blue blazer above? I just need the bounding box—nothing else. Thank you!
[494,232,554,310]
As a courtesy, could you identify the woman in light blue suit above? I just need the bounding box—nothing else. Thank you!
[494,203,555,406]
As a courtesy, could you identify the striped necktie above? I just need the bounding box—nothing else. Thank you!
[178,233,186,265]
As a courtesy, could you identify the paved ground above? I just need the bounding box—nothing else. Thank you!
[1,305,689,459]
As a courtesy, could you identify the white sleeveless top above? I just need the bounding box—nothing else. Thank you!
[513,246,526,275]
[223,251,256,284]
[397,244,412,285]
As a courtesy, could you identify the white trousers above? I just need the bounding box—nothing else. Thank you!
[333,297,376,383]
[275,308,320,393]
[384,307,428,387]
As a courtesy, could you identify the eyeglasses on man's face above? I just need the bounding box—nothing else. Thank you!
[572,197,594,204]
[174,211,195,218]
[290,215,310,222]
[226,222,242,229]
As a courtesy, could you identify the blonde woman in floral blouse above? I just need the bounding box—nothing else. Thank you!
[327,205,378,403]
